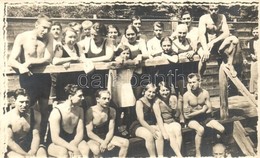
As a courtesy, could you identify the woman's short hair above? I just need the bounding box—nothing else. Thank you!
[124,24,139,35]
[107,24,121,37]
[160,36,173,46]
[92,22,107,36]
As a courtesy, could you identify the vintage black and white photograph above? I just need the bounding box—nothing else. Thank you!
[0,0,259,157]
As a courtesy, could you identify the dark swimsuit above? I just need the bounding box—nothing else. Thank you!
[55,107,76,142]
[92,107,111,139]
[19,47,51,105]
[129,99,156,137]
[56,44,85,100]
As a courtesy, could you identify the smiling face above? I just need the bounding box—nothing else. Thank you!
[177,24,188,43]
[125,27,137,44]
[143,85,156,100]
[181,13,192,27]
[107,27,119,40]
[65,30,77,46]
[35,19,52,38]
[159,85,170,99]
[15,95,29,114]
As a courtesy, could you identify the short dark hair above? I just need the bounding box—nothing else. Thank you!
[51,22,62,30]
[181,10,191,18]
[160,36,172,46]
[61,27,78,45]
[64,84,81,97]
[14,88,28,99]
[153,22,164,30]
[95,89,110,98]
[157,81,172,95]
[131,15,141,23]
[115,45,132,59]
[187,73,201,81]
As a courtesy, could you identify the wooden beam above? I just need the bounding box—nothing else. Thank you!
[5,55,200,75]
[222,66,257,107]
[233,121,256,156]
[219,64,229,120]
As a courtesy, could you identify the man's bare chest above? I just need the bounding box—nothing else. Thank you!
[23,38,47,57]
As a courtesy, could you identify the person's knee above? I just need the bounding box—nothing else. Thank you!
[143,133,154,143]
[196,126,204,136]
[90,145,101,156]
[49,146,68,157]
[218,125,225,133]
[121,138,130,149]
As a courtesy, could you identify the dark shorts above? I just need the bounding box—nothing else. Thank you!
[186,113,213,127]
[19,73,51,104]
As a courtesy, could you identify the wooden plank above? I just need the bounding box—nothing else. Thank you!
[5,55,200,75]
[233,121,256,156]
[222,66,257,107]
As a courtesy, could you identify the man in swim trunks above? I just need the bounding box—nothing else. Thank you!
[8,14,53,143]
[183,73,225,157]
[47,84,90,157]
[3,88,47,157]
[86,89,129,157]
[198,5,230,76]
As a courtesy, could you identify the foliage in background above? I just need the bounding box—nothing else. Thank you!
[6,3,258,21]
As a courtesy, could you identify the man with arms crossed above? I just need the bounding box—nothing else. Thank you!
[86,90,129,158]
[3,89,47,157]
[198,5,230,76]
[183,73,225,157]
[8,14,53,143]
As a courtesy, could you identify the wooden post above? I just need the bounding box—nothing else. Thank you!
[219,63,229,119]
[222,66,257,107]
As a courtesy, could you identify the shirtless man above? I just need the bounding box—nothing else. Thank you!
[48,84,90,157]
[3,88,47,157]
[86,90,129,158]
[8,14,53,143]
[183,73,225,157]
[198,5,230,76]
